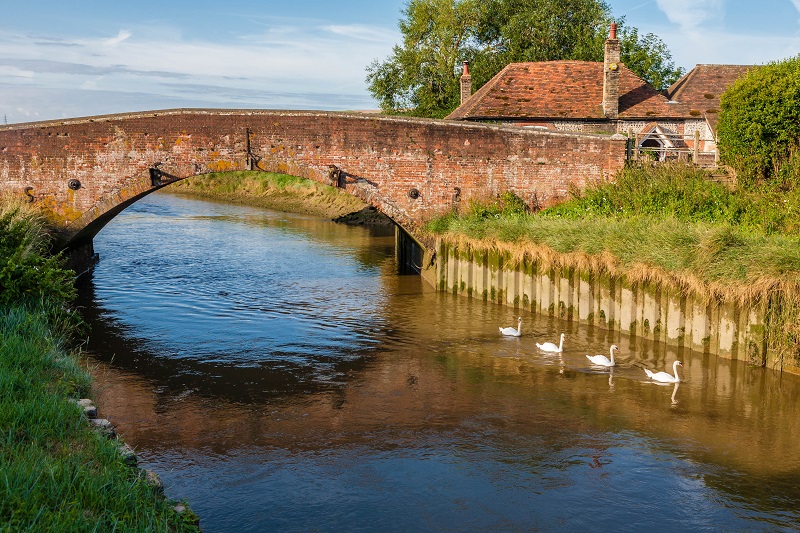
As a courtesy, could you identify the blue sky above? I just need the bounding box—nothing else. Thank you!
[1,0,799,124]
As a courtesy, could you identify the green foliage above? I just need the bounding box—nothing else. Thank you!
[543,163,800,235]
[366,0,481,117]
[466,190,530,219]
[366,0,683,117]
[718,56,800,187]
[617,25,684,91]
[0,200,76,310]
[0,198,199,530]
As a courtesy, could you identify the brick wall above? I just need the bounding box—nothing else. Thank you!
[0,109,626,247]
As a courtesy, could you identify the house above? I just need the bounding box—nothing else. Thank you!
[447,23,753,164]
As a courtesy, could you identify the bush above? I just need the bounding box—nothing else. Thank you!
[466,190,530,220]
[717,55,800,188]
[543,163,800,234]
[0,199,76,309]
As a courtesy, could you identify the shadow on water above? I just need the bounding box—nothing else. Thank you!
[75,270,378,403]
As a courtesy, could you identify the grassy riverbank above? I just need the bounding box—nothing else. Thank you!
[426,164,800,366]
[0,199,199,531]
[167,170,390,223]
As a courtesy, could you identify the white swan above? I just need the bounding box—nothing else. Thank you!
[499,317,523,337]
[536,333,565,353]
[586,345,618,367]
[644,360,682,383]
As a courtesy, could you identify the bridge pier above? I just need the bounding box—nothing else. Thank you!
[395,226,423,275]
[63,240,99,277]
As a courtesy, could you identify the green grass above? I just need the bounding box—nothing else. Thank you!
[546,164,800,235]
[166,170,367,217]
[427,164,800,286]
[0,198,199,531]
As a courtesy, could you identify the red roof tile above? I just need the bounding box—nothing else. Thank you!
[667,64,754,130]
[447,61,688,121]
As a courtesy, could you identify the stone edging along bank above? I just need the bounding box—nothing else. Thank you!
[420,238,771,368]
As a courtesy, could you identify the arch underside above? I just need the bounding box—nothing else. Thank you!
[61,168,421,253]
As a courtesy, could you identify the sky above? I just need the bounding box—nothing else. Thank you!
[1,0,799,124]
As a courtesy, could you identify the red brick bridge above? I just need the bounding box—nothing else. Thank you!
[0,109,626,266]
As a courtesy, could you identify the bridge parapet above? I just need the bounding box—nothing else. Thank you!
[0,109,626,249]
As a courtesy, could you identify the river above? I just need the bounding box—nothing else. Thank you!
[74,191,800,532]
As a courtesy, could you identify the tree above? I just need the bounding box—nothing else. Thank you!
[717,56,800,188]
[366,0,481,118]
[617,26,684,93]
[367,0,684,118]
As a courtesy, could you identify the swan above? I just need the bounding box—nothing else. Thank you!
[586,345,618,367]
[499,317,523,337]
[536,333,565,353]
[644,360,682,383]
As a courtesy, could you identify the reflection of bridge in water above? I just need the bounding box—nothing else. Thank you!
[0,109,626,269]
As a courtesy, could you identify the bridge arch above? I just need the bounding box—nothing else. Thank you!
[0,109,626,265]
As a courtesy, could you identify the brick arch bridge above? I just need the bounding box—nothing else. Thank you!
[0,109,626,267]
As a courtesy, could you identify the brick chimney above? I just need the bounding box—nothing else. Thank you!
[460,61,472,104]
[602,23,620,119]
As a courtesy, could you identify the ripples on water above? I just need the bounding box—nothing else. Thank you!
[77,192,800,532]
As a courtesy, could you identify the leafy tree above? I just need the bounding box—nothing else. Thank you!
[366,0,481,118]
[367,0,683,117]
[718,56,800,189]
[617,25,684,93]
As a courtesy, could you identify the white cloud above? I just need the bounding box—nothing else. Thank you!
[0,65,34,78]
[104,30,132,47]
[654,0,724,32]
[324,24,390,42]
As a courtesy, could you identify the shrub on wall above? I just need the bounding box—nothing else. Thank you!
[717,55,800,188]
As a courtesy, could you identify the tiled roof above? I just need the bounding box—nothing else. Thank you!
[447,61,688,121]
[666,64,754,130]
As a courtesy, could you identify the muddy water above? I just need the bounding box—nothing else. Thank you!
[75,192,800,532]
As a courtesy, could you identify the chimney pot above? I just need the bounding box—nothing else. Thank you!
[459,61,473,105]
[609,23,617,40]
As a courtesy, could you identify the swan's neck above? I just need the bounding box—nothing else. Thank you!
[609,347,615,365]
[558,335,563,350]
[673,362,680,380]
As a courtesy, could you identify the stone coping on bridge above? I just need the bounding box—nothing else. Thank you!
[0,107,623,142]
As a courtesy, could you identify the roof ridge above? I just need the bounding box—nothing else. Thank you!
[667,68,696,101]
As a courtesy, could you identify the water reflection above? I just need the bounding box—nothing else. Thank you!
[78,192,800,532]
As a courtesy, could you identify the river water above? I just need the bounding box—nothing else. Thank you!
[75,192,800,532]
